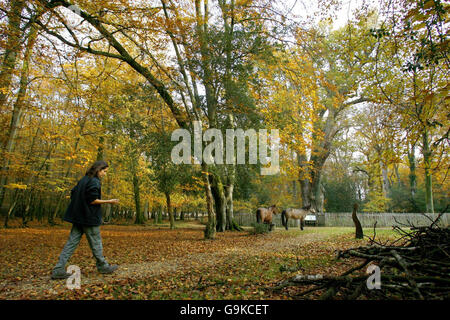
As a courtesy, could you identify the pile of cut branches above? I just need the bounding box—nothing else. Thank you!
[273,212,450,300]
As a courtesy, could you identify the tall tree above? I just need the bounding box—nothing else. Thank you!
[370,0,449,213]
[0,0,26,208]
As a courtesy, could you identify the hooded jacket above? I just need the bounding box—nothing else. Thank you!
[63,175,102,226]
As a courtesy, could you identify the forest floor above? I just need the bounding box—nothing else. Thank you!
[0,219,398,299]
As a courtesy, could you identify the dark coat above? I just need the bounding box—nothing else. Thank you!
[63,176,102,226]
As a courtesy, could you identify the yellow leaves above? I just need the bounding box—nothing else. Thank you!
[54,186,66,192]
[4,183,27,190]
[0,86,9,95]
[235,0,253,6]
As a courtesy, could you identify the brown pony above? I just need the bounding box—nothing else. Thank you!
[281,205,316,230]
[256,205,279,231]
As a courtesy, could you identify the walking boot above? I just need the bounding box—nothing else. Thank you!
[98,264,118,274]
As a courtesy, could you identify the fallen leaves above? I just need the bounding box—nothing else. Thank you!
[0,223,397,300]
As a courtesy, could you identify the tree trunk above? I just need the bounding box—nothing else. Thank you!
[422,130,434,213]
[225,168,241,231]
[151,208,155,220]
[352,203,363,239]
[143,201,149,221]
[203,164,216,239]
[299,180,311,207]
[225,182,234,229]
[165,192,175,229]
[0,0,25,107]
[300,151,328,212]
[380,160,390,198]
[22,191,33,227]
[210,174,226,232]
[292,180,297,201]
[155,205,163,224]
[310,170,325,213]
[0,15,36,209]
[408,142,418,210]
[194,1,219,239]
[3,197,17,228]
[220,5,239,231]
[393,163,402,187]
[133,170,144,224]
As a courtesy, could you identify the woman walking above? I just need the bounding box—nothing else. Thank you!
[51,161,119,279]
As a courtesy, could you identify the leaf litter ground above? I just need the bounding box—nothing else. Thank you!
[0,221,396,299]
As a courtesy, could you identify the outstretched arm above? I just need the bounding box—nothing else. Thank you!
[91,199,119,205]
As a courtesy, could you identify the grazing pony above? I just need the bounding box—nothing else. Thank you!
[281,205,316,230]
[256,205,279,231]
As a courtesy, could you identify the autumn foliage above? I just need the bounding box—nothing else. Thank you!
[0,0,448,301]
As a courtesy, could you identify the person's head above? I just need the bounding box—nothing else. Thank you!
[85,161,109,179]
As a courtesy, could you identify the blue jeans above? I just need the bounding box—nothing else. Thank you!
[53,223,109,271]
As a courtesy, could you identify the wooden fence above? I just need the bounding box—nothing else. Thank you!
[233,211,449,228]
